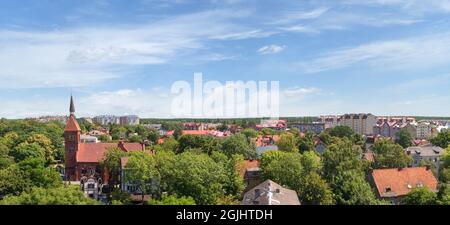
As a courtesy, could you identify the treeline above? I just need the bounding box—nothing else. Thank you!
[0,119,96,204]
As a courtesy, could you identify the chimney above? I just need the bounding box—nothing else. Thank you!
[398,167,403,171]
[426,165,431,170]
[118,139,125,150]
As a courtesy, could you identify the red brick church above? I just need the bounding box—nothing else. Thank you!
[64,96,145,183]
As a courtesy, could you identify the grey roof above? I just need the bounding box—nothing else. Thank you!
[256,146,279,154]
[406,146,444,157]
[242,180,301,205]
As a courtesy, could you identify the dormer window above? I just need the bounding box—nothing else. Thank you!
[385,187,392,192]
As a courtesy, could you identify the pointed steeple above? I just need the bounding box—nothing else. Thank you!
[65,95,81,132]
[70,95,75,115]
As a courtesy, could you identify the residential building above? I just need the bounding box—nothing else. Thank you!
[240,160,262,192]
[255,119,287,130]
[93,115,140,126]
[416,122,432,139]
[242,180,301,205]
[80,135,99,143]
[369,167,438,204]
[406,145,444,169]
[320,115,341,129]
[290,123,325,134]
[340,113,377,135]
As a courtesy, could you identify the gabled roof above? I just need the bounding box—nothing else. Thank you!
[65,115,81,132]
[371,167,438,198]
[76,142,144,163]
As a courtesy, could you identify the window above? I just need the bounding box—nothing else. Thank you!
[385,187,392,192]
[87,183,95,189]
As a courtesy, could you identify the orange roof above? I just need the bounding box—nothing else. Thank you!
[371,167,438,198]
[76,142,144,163]
[120,157,129,169]
[240,160,260,177]
[65,115,81,132]
[182,130,211,135]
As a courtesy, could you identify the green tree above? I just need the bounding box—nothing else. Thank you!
[430,130,450,148]
[396,129,413,148]
[10,142,46,162]
[332,169,380,205]
[329,126,355,138]
[372,139,412,169]
[298,172,335,205]
[437,184,450,205]
[298,132,315,153]
[222,134,256,159]
[0,143,14,169]
[124,151,159,204]
[148,194,196,205]
[158,152,228,205]
[260,151,303,191]
[0,186,99,205]
[401,187,437,205]
[101,147,128,191]
[0,165,31,196]
[26,134,55,164]
[276,133,299,152]
[241,128,258,139]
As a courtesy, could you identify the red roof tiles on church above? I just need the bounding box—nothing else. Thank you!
[76,142,145,163]
[371,167,438,198]
[65,115,81,132]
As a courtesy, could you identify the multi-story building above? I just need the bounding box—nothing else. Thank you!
[290,123,325,134]
[93,115,140,126]
[320,115,341,129]
[416,122,432,139]
[340,113,377,135]
[407,145,444,169]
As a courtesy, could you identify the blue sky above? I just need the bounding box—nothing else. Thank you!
[1,0,450,118]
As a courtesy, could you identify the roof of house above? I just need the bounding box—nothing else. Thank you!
[65,115,81,132]
[240,160,260,177]
[371,167,438,198]
[242,180,300,205]
[363,152,375,162]
[182,130,211,135]
[76,142,144,163]
[406,146,444,157]
[256,146,279,154]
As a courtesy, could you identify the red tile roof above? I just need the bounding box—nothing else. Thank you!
[76,142,144,163]
[65,115,81,132]
[182,130,211,135]
[371,167,438,198]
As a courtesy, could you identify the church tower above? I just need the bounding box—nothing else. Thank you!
[64,95,81,181]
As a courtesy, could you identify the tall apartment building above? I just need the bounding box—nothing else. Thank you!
[93,115,140,126]
[340,113,377,135]
[416,122,432,139]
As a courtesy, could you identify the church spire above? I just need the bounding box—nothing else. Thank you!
[70,95,75,115]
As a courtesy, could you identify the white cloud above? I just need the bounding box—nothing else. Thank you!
[257,45,286,55]
[299,32,450,73]
[0,9,274,89]
[283,87,322,97]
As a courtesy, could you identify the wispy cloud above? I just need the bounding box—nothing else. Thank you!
[0,9,273,89]
[257,45,286,55]
[298,32,450,73]
[283,87,322,97]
